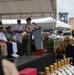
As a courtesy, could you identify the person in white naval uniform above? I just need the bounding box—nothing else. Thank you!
[14,19,23,43]
[0,25,8,56]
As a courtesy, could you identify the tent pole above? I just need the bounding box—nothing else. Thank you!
[52,16,55,49]
[50,0,56,49]
[0,15,2,22]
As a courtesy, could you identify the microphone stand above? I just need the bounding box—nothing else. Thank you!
[32,22,41,29]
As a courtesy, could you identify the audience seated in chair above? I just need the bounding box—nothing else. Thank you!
[0,25,19,57]
[4,26,24,56]
[0,26,8,56]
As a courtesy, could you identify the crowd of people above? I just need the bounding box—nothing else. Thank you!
[0,17,40,58]
[43,30,64,40]
[0,17,40,75]
[0,16,65,58]
[0,17,73,75]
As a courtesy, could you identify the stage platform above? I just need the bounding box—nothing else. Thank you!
[14,53,55,71]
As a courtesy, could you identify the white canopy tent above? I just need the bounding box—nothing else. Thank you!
[0,0,56,19]
[0,0,71,48]
[0,0,57,31]
[56,20,71,29]
[2,17,71,29]
[2,17,55,29]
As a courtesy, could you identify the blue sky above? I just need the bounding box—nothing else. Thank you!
[57,0,74,18]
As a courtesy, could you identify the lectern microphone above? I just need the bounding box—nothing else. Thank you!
[32,22,40,27]
[32,22,37,25]
[32,22,41,29]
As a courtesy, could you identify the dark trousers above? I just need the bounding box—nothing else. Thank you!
[0,46,1,55]
[17,42,24,56]
[6,42,13,57]
[32,40,36,53]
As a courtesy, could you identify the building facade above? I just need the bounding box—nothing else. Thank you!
[68,17,74,30]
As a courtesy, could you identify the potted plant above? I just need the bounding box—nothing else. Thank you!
[54,38,68,61]
[43,34,54,52]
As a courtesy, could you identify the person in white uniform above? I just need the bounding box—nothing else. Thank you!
[0,26,8,56]
[48,31,54,39]
[14,20,23,43]
[56,30,64,39]
[0,26,19,57]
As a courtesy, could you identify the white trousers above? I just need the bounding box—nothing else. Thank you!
[11,42,18,53]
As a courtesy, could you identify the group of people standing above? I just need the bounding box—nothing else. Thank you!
[48,30,64,39]
[0,17,39,57]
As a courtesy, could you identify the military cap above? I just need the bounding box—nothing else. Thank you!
[17,19,21,22]
[26,17,31,20]
[5,26,11,29]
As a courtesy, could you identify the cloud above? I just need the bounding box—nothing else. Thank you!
[57,0,74,18]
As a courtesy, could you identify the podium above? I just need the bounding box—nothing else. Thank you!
[33,29,44,55]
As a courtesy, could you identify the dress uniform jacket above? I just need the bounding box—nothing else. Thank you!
[4,31,18,54]
[14,25,23,43]
[4,31,24,56]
